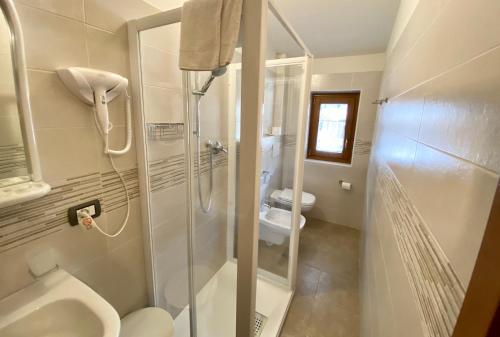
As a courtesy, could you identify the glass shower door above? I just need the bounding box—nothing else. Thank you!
[133,3,311,336]
[184,63,239,337]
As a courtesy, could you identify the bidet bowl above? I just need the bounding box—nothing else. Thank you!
[259,207,306,245]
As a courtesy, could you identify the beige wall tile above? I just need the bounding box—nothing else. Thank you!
[0,15,10,52]
[28,70,93,128]
[352,71,383,140]
[0,225,108,298]
[304,71,382,228]
[404,144,498,286]
[15,0,85,21]
[146,138,184,162]
[0,115,23,145]
[374,131,417,189]
[84,0,157,33]
[104,198,143,251]
[36,127,99,184]
[385,0,500,98]
[304,159,367,228]
[372,192,425,337]
[0,0,149,318]
[0,54,15,89]
[369,214,396,337]
[376,88,423,141]
[418,47,500,173]
[150,183,186,228]
[108,238,148,316]
[17,5,88,71]
[364,0,500,335]
[86,26,130,78]
[143,85,183,123]
[384,0,450,77]
[141,45,181,89]
[140,23,181,54]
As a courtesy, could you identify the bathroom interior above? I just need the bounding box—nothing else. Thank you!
[0,0,499,337]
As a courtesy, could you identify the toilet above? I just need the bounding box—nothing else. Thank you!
[120,307,174,337]
[270,188,316,212]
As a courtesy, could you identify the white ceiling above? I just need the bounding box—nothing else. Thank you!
[273,0,400,58]
[145,0,401,58]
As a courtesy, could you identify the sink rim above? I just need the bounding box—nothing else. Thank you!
[0,269,120,337]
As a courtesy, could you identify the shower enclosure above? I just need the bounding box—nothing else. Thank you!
[128,2,312,336]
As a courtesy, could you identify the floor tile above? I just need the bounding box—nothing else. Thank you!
[280,217,360,337]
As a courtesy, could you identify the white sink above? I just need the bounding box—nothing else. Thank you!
[0,269,120,337]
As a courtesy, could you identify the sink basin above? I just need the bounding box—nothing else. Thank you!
[0,269,120,337]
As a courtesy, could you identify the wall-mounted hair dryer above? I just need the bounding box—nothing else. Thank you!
[57,67,132,238]
[57,67,132,155]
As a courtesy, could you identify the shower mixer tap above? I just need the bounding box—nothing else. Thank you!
[206,140,227,154]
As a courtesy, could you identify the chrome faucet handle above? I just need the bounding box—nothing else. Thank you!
[218,142,228,154]
[209,140,227,154]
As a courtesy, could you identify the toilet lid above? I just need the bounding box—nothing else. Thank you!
[121,307,174,337]
[278,188,316,206]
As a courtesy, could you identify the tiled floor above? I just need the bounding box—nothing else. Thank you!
[258,239,289,278]
[280,217,360,337]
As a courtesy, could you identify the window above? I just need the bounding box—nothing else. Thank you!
[307,92,359,164]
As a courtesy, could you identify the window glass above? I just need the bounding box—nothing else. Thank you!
[316,103,348,153]
[307,92,359,164]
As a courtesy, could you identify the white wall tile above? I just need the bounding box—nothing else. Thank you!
[17,5,88,71]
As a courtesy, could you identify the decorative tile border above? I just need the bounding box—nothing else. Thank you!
[353,139,372,156]
[101,168,140,212]
[0,168,139,252]
[0,145,27,177]
[148,151,227,193]
[378,164,466,337]
[283,135,296,146]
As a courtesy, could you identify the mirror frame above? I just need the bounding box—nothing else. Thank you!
[0,0,50,207]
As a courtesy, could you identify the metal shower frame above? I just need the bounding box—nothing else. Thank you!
[128,1,312,336]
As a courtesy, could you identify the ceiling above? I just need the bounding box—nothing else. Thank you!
[145,0,401,58]
[273,0,400,58]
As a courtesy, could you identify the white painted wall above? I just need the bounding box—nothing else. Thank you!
[312,53,386,74]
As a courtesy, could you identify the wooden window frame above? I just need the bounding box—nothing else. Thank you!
[306,92,360,164]
[452,181,500,337]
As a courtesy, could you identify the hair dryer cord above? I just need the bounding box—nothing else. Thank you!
[91,96,131,238]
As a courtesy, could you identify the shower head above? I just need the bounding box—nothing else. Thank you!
[211,66,227,77]
[193,66,227,96]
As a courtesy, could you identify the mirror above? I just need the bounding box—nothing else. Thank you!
[0,8,28,182]
[0,0,50,207]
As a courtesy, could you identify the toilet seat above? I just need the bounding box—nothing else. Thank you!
[120,307,174,337]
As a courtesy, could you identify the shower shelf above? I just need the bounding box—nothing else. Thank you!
[146,122,184,141]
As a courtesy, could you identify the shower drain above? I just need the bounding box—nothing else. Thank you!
[254,312,267,337]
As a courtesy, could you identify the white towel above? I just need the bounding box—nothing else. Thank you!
[179,0,242,71]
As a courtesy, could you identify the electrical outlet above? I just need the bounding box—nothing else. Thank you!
[68,199,101,226]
